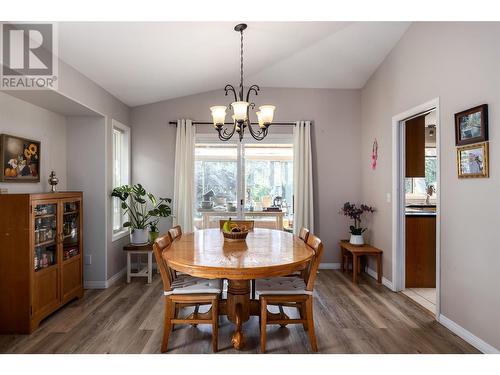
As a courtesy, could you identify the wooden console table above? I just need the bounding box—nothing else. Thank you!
[123,243,154,283]
[339,241,383,284]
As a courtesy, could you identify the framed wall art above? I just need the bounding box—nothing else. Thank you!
[0,134,41,182]
[454,104,488,146]
[457,142,489,178]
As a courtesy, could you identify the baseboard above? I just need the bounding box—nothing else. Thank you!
[319,262,341,269]
[84,267,126,289]
[105,267,127,288]
[366,266,394,290]
[83,280,107,289]
[438,314,499,354]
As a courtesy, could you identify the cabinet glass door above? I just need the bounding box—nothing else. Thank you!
[62,200,80,261]
[34,203,58,271]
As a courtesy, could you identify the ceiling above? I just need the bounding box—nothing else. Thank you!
[58,22,410,107]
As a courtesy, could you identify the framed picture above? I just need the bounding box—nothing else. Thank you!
[0,134,41,182]
[454,104,488,146]
[457,142,489,178]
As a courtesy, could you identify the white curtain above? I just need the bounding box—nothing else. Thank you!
[293,120,314,234]
[173,119,195,232]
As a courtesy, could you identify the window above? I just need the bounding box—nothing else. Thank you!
[193,136,294,230]
[112,120,130,239]
[405,147,437,198]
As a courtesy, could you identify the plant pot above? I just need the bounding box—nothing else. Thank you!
[349,234,364,246]
[149,231,159,244]
[130,228,149,245]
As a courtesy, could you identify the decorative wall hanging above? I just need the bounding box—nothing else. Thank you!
[371,138,378,170]
[454,104,488,146]
[457,142,489,178]
[0,134,40,182]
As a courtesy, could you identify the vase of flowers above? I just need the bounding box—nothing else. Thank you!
[339,202,375,246]
[111,184,172,245]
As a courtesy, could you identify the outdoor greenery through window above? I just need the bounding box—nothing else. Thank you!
[194,140,294,230]
[112,122,130,234]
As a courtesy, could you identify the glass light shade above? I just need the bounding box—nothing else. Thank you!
[258,105,275,125]
[210,106,227,127]
[256,111,265,128]
[231,101,249,121]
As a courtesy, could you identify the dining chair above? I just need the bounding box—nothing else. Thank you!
[168,225,182,241]
[153,233,222,353]
[255,233,324,353]
[298,227,310,242]
[219,220,255,230]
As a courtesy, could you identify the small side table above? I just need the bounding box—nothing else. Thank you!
[123,243,154,284]
[339,241,383,284]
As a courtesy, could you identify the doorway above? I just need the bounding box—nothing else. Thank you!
[391,98,441,318]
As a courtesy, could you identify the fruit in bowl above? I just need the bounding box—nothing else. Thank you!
[222,218,249,241]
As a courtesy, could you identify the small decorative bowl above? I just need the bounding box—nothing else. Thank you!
[222,230,249,241]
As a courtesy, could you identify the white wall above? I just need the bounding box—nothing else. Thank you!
[0,92,67,193]
[130,87,362,264]
[361,22,499,350]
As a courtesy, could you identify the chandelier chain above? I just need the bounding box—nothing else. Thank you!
[239,29,244,100]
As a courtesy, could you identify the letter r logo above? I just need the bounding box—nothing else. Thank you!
[2,23,53,76]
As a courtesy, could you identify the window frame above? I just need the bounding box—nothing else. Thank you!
[193,133,294,228]
[112,119,131,242]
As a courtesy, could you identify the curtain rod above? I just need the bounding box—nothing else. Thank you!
[168,121,298,126]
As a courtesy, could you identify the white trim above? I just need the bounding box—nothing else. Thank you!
[438,314,499,354]
[318,262,341,269]
[112,228,129,242]
[391,97,441,319]
[366,267,394,290]
[84,267,126,289]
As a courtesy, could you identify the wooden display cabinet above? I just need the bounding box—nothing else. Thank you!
[0,192,83,333]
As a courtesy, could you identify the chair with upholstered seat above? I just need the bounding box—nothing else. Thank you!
[168,225,182,241]
[153,233,221,353]
[256,233,324,353]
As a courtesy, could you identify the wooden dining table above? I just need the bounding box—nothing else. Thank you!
[164,228,314,350]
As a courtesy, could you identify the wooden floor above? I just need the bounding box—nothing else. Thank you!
[0,270,479,354]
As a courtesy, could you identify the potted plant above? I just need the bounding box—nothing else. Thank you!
[111,184,172,245]
[339,202,375,245]
[148,220,160,243]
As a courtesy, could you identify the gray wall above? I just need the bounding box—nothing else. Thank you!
[0,92,67,193]
[361,22,499,349]
[66,117,107,282]
[57,60,132,282]
[130,87,362,264]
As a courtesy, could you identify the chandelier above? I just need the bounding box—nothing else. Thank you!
[210,23,275,142]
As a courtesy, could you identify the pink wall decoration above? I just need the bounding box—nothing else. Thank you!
[371,139,378,170]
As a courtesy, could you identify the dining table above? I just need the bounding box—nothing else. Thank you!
[163,228,314,350]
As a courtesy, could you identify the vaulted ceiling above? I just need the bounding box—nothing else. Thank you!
[58,22,410,107]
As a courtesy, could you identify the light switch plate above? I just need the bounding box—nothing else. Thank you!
[84,255,92,265]
[386,193,391,203]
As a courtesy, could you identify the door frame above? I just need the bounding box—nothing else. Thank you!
[391,97,441,319]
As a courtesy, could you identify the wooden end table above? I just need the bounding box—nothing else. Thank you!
[123,243,154,284]
[339,241,383,284]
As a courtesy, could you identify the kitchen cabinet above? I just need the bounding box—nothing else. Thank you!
[405,214,436,288]
[405,115,425,177]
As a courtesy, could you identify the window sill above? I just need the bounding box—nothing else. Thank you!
[112,229,129,242]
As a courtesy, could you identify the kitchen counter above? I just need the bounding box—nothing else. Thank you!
[405,211,437,216]
[405,205,436,216]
